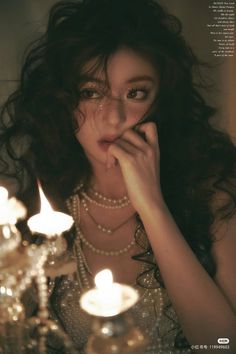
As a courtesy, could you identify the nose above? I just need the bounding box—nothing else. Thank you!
[101,96,126,127]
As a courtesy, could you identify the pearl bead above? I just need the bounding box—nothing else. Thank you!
[81,191,130,209]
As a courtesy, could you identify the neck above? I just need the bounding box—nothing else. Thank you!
[90,164,127,199]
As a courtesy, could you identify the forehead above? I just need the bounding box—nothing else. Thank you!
[82,48,159,85]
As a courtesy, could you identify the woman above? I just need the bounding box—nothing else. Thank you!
[0,0,236,353]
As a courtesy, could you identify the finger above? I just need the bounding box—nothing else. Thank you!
[137,122,158,147]
[121,129,148,151]
[106,153,117,170]
[106,140,134,169]
[113,138,138,155]
[107,143,129,165]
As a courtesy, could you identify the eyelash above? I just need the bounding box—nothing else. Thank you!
[79,86,150,101]
[79,88,102,100]
[127,87,150,100]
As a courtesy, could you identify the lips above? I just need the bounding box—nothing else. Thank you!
[98,135,118,151]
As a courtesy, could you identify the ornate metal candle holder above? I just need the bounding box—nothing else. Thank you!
[85,310,148,354]
[0,186,77,354]
[80,270,148,354]
[0,186,148,354]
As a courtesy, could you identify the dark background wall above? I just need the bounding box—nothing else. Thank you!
[0,0,235,138]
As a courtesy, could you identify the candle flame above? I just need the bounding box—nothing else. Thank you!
[95,269,113,290]
[0,186,8,204]
[27,180,73,236]
[38,181,53,214]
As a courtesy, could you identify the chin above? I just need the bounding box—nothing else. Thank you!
[84,150,107,167]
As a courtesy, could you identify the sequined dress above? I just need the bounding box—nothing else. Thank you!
[46,194,194,354]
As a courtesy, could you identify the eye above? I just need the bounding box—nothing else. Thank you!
[79,88,102,100]
[127,88,149,100]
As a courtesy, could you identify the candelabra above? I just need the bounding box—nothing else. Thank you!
[0,185,148,354]
[0,186,77,354]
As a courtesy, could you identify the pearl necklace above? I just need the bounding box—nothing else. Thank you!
[75,235,91,290]
[77,226,136,256]
[81,198,134,235]
[74,182,130,209]
[68,194,136,256]
[73,232,165,353]
[81,191,130,209]
[66,192,165,352]
[89,187,129,205]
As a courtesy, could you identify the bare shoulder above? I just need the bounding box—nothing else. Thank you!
[210,190,236,313]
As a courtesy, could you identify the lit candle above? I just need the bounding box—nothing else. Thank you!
[80,269,139,317]
[0,186,8,203]
[27,183,73,237]
[0,186,9,225]
[0,186,26,225]
[94,269,122,316]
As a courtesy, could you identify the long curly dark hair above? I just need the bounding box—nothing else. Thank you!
[1,0,236,349]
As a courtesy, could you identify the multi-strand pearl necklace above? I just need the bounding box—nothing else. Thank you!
[73,223,165,353]
[76,225,136,256]
[67,194,136,256]
[81,197,134,235]
[81,190,130,209]
[90,187,130,204]
[66,189,167,353]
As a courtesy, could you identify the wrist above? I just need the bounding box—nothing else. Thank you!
[138,200,172,237]
[137,194,169,219]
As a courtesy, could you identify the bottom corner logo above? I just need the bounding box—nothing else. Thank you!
[217,338,229,344]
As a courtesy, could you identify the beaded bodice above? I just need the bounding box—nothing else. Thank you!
[46,193,193,354]
[48,271,193,354]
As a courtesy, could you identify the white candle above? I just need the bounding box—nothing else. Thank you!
[0,186,9,225]
[94,269,122,316]
[0,186,8,203]
[0,186,26,225]
[80,269,139,317]
[27,183,73,237]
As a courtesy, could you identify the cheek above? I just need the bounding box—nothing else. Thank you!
[126,103,152,124]
[74,114,98,147]
[73,104,93,133]
[77,101,101,119]
[74,102,103,132]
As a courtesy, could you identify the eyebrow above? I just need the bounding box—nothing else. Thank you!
[80,76,104,84]
[126,75,155,84]
[80,74,155,85]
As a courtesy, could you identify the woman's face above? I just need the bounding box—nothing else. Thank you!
[74,47,159,167]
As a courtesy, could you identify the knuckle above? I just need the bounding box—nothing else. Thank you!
[122,130,129,138]
[135,150,143,158]
[149,122,157,131]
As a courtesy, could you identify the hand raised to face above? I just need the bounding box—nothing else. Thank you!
[107,122,163,213]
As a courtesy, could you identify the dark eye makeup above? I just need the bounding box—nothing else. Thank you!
[79,88,103,99]
[127,87,150,100]
[79,84,151,101]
